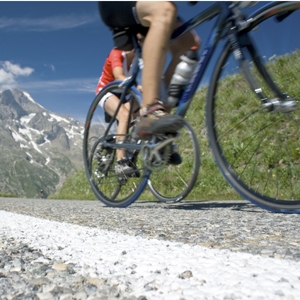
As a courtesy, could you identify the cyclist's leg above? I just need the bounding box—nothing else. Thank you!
[100,94,128,161]
[164,20,201,88]
[134,2,185,137]
[136,1,176,107]
[104,94,140,176]
[99,0,175,108]
[83,82,149,208]
[136,4,201,108]
[124,98,140,121]
[98,1,184,138]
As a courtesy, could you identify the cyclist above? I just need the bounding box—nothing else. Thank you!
[96,43,142,175]
[98,1,200,140]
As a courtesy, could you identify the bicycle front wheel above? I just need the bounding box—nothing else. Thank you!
[147,119,200,203]
[83,81,149,207]
[207,2,300,213]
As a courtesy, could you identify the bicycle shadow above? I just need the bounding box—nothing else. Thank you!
[134,200,263,213]
[163,200,263,213]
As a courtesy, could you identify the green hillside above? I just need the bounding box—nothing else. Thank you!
[51,50,300,202]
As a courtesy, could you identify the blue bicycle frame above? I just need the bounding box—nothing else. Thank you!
[172,2,226,117]
[172,1,296,117]
[104,1,298,139]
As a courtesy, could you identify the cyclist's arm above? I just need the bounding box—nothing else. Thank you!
[112,66,127,81]
[110,49,127,81]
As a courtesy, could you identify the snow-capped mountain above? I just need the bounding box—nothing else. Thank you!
[0,88,91,198]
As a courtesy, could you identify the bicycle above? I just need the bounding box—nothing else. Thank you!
[83,77,200,206]
[84,1,300,213]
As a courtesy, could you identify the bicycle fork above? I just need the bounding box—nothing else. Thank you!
[228,24,298,114]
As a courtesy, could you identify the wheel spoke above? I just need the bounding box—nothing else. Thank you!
[82,82,149,207]
[207,4,300,213]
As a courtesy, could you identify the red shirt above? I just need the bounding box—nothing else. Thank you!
[95,49,127,94]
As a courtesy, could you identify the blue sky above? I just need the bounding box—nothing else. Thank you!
[0,1,296,123]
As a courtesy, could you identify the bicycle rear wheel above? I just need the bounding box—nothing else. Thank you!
[83,81,149,207]
[147,119,200,203]
[206,2,300,213]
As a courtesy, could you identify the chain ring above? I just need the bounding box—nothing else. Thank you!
[141,143,172,172]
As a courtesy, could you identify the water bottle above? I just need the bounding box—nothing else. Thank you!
[167,49,198,107]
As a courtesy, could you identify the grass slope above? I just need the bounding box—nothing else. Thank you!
[51,50,300,202]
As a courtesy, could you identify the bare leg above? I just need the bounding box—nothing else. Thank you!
[163,24,200,113]
[136,1,177,108]
[164,24,201,87]
[105,96,140,160]
[104,96,130,160]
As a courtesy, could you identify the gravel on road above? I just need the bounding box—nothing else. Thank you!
[0,198,299,299]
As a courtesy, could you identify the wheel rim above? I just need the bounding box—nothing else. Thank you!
[207,5,300,212]
[82,82,149,207]
[147,120,200,203]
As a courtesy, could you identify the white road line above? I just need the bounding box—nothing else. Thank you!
[0,210,299,299]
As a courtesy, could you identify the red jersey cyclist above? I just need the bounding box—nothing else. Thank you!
[96,44,142,176]
[98,1,200,139]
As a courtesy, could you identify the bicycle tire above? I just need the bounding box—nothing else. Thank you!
[147,119,200,203]
[83,81,149,208]
[206,2,300,213]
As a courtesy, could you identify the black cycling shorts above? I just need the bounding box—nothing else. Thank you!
[98,1,182,50]
[98,1,148,35]
[98,1,149,50]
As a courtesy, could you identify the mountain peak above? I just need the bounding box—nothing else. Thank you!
[0,87,88,199]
